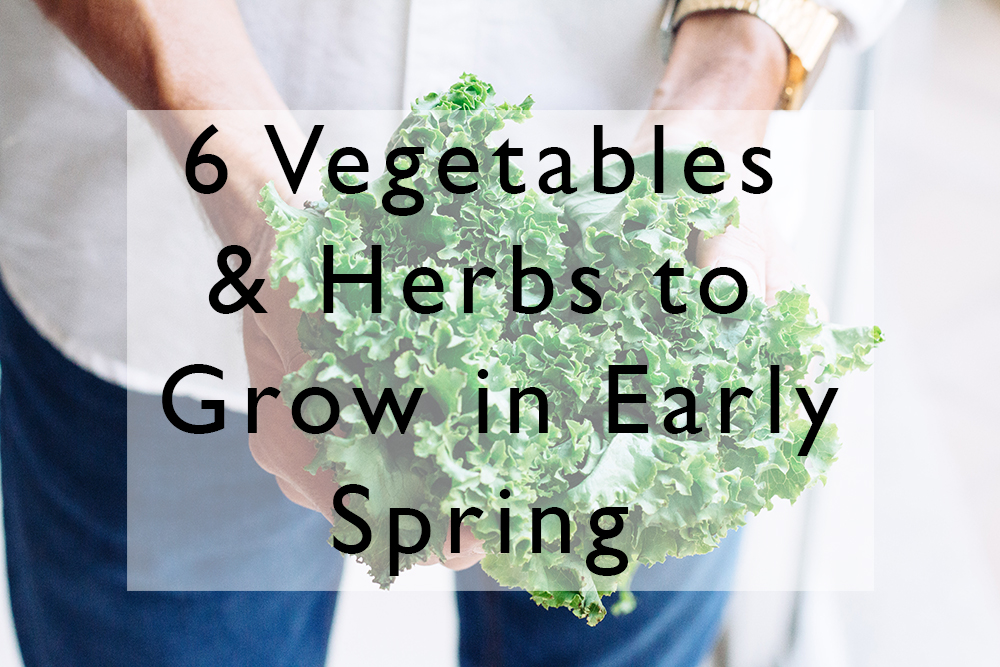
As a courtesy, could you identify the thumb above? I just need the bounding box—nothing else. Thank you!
[245,175,322,375]
[710,256,765,303]
[695,227,767,301]
[252,274,312,374]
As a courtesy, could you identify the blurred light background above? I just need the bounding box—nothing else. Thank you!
[2,0,998,664]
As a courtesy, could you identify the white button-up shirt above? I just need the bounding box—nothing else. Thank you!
[0,0,903,405]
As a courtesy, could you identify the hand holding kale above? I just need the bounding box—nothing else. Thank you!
[260,74,881,625]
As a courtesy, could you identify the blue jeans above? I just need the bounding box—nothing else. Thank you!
[0,277,737,667]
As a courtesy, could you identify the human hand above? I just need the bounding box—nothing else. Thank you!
[41,0,354,527]
[243,263,342,521]
[632,11,795,305]
[160,112,344,521]
[232,145,342,521]
[417,524,486,571]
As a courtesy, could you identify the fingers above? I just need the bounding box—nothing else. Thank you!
[439,524,486,571]
[439,551,486,571]
[761,223,829,319]
[419,524,485,570]
[763,222,795,306]
[276,475,316,511]
[695,219,768,300]
[243,311,337,523]
[251,275,312,374]
[248,400,338,523]
[230,214,311,377]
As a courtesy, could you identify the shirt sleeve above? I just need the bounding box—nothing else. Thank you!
[823,0,907,49]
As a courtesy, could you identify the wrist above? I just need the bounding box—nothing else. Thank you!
[153,110,311,252]
[652,11,788,111]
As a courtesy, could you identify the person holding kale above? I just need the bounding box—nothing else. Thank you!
[0,1,899,665]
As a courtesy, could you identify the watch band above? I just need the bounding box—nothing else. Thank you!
[661,0,840,110]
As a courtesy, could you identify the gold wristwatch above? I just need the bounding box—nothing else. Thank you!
[660,0,840,110]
